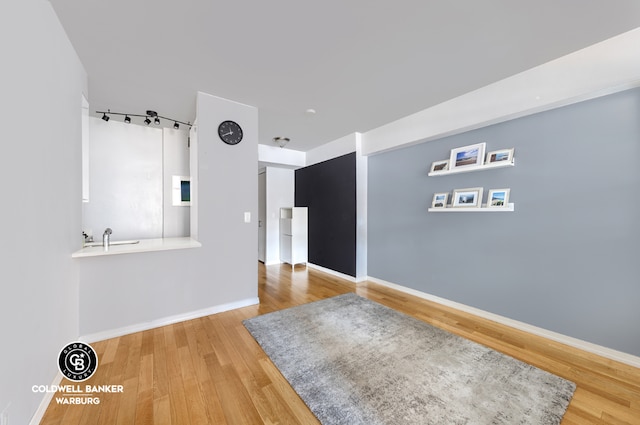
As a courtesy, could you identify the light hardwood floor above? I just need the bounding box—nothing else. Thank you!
[40,263,640,424]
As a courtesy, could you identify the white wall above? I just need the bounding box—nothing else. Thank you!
[82,95,90,202]
[83,118,163,240]
[355,133,368,281]
[163,128,191,238]
[0,1,87,423]
[264,167,294,265]
[258,144,305,168]
[78,92,259,338]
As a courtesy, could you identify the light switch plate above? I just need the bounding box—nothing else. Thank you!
[244,212,251,223]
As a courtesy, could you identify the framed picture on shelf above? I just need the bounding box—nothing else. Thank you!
[430,160,449,173]
[431,192,449,208]
[449,142,486,170]
[452,187,483,208]
[485,148,514,165]
[487,188,510,208]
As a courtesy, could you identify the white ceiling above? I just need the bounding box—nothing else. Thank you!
[49,0,640,152]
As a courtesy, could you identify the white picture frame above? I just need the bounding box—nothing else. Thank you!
[452,187,483,208]
[487,188,510,208]
[485,148,514,165]
[449,142,486,170]
[430,160,449,173]
[172,175,191,206]
[431,192,449,208]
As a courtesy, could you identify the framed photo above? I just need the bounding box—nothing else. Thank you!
[431,192,449,208]
[452,187,483,208]
[172,175,191,206]
[485,148,514,165]
[430,160,449,173]
[487,188,510,208]
[449,142,486,170]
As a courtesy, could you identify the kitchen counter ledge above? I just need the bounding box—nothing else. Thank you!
[72,237,202,258]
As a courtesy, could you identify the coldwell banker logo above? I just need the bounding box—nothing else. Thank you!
[31,342,124,405]
[58,342,98,382]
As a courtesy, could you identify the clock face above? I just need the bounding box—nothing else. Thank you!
[218,120,243,145]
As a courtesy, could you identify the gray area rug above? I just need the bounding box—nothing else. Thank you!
[243,293,576,425]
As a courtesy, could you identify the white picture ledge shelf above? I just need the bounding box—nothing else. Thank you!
[428,160,514,176]
[428,203,515,212]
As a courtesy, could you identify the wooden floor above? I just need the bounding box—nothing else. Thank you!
[41,263,640,424]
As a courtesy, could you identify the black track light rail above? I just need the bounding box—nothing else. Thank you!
[96,109,192,129]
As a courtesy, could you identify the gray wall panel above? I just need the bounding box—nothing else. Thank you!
[368,88,640,356]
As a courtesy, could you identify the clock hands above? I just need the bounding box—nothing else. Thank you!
[222,130,234,137]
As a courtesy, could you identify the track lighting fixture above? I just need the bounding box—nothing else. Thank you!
[96,109,192,130]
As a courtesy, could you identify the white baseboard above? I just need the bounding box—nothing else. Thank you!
[79,297,260,343]
[307,263,359,283]
[366,276,640,369]
[29,372,63,425]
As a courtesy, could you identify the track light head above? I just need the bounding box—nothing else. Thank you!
[173,122,179,130]
[144,117,151,125]
[154,117,160,125]
[101,113,110,122]
[124,115,131,124]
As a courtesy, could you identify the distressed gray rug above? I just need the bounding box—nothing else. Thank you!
[243,293,576,425]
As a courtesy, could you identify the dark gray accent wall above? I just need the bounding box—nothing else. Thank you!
[368,88,640,356]
[296,152,357,277]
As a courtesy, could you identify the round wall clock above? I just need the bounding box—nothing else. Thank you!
[218,120,243,145]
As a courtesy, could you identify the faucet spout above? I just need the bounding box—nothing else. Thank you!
[103,228,112,250]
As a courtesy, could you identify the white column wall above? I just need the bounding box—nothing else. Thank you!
[78,92,259,339]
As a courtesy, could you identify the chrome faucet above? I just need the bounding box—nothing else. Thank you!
[103,228,112,250]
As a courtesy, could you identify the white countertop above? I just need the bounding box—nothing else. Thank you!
[72,237,202,258]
